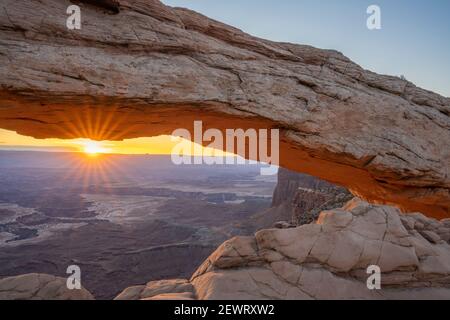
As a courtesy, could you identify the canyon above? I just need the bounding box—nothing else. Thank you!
[0,152,276,299]
[0,0,449,217]
[0,0,449,300]
[0,151,360,299]
[4,195,450,300]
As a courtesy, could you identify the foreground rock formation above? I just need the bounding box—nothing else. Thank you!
[0,0,449,217]
[115,279,195,300]
[117,199,450,300]
[0,273,94,300]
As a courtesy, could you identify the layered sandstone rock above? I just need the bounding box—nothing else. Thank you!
[246,168,352,230]
[0,0,449,217]
[120,199,450,300]
[0,273,94,300]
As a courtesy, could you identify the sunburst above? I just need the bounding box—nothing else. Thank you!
[80,140,111,156]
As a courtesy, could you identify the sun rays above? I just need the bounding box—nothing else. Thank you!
[0,101,234,157]
[77,140,112,156]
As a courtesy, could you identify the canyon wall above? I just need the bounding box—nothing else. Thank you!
[3,198,450,300]
[246,168,352,230]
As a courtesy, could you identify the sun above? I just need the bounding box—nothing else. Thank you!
[82,140,110,156]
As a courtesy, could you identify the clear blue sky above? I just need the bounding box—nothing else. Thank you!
[162,0,450,97]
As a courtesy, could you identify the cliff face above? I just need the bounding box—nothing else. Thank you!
[0,0,449,217]
[271,168,352,225]
[272,169,346,207]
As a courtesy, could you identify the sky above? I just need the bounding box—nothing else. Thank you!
[163,0,450,97]
[0,0,448,154]
[0,129,229,156]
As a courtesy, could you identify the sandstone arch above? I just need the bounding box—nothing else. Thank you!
[0,0,449,218]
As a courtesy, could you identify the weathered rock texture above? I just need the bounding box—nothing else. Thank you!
[245,168,352,230]
[273,168,353,225]
[117,198,450,300]
[0,273,94,300]
[0,0,449,217]
[114,279,195,300]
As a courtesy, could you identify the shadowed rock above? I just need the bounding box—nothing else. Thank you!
[115,279,195,300]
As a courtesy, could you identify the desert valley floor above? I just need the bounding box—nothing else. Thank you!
[0,151,276,298]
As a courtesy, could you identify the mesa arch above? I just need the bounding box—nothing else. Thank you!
[0,0,449,218]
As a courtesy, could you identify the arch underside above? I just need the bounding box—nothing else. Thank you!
[0,0,449,218]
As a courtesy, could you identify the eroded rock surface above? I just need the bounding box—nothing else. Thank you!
[122,199,450,300]
[273,168,353,225]
[0,273,94,300]
[239,168,352,231]
[0,0,449,217]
